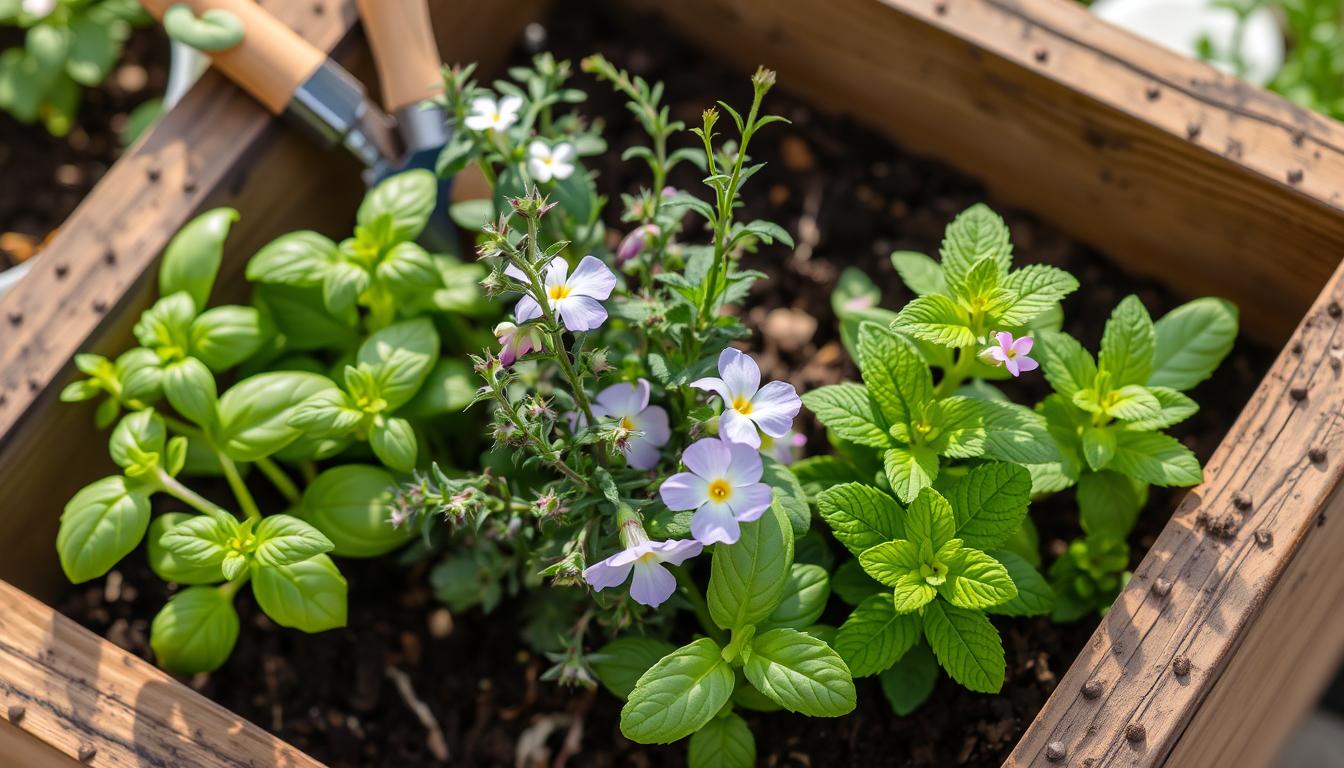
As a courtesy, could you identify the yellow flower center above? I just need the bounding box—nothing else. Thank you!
[548,283,572,300]
[620,416,636,431]
[732,395,753,415]
[637,552,658,563]
[708,479,733,503]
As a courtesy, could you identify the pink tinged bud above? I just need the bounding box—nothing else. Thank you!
[494,320,545,367]
[616,224,660,265]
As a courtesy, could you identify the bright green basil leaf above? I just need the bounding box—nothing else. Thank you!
[879,642,939,715]
[357,317,440,410]
[1036,329,1098,400]
[150,586,239,674]
[57,476,151,583]
[221,552,248,581]
[322,261,371,314]
[398,358,476,418]
[1109,431,1202,487]
[890,250,946,296]
[761,457,809,536]
[252,514,333,568]
[590,636,678,701]
[369,416,418,472]
[162,357,218,428]
[1082,426,1117,471]
[134,292,196,351]
[620,638,735,744]
[297,464,412,557]
[986,549,1054,617]
[1099,295,1156,387]
[188,305,274,372]
[856,323,932,429]
[945,462,1031,549]
[246,230,337,286]
[159,208,237,310]
[376,241,440,292]
[883,445,939,503]
[358,169,437,245]
[895,294,975,348]
[742,627,856,717]
[905,487,956,549]
[938,204,1012,285]
[688,712,755,768]
[254,285,361,351]
[801,383,889,448]
[708,505,793,631]
[1150,297,1238,390]
[816,482,904,556]
[1077,469,1144,539]
[759,564,830,631]
[939,547,1017,609]
[216,372,337,461]
[146,512,223,584]
[834,593,920,677]
[994,264,1079,326]
[1123,386,1198,430]
[108,408,166,471]
[922,600,1005,693]
[66,16,128,85]
[159,513,235,567]
[287,388,363,438]
[832,558,886,605]
[251,553,348,633]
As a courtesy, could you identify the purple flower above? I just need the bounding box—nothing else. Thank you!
[494,319,546,367]
[986,332,1039,377]
[691,348,802,448]
[616,224,660,265]
[761,429,807,465]
[505,256,617,333]
[583,534,702,607]
[660,437,774,545]
[592,379,671,470]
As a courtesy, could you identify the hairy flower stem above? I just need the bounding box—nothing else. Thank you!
[488,379,594,494]
[674,567,727,646]
[256,457,301,505]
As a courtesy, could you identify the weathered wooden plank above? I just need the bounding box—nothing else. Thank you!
[0,580,321,767]
[627,0,1344,343]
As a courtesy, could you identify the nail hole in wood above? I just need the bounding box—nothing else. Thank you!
[1033,48,1049,63]
[78,744,97,762]
[1186,122,1202,140]
[183,178,198,194]
[1172,655,1191,677]
[6,310,21,326]
[1309,447,1327,464]
[54,263,69,279]
[1046,741,1067,762]
[1125,723,1146,743]
[1328,301,1341,319]
[7,704,24,723]
[1151,577,1172,597]
[103,248,116,266]
[1291,341,1304,355]
[1290,386,1308,402]
[1232,492,1252,511]
[1254,529,1273,547]
[1145,84,1160,100]
[146,166,161,183]
[1082,679,1103,699]
[92,299,107,314]
[1288,168,1304,185]
[933,1,948,15]
[1292,129,1307,146]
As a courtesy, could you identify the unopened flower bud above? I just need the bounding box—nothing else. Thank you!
[616,223,660,265]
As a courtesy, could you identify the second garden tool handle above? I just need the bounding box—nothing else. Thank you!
[356,0,445,113]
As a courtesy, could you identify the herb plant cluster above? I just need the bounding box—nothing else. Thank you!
[55,49,1238,763]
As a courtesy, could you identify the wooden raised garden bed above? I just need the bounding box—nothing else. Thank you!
[1,0,1343,765]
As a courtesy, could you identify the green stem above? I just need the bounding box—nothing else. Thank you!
[935,346,978,398]
[675,568,726,645]
[219,572,250,599]
[256,457,302,506]
[216,451,261,521]
[490,382,595,494]
[155,469,229,517]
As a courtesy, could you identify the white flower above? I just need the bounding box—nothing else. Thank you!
[22,0,56,16]
[592,379,671,470]
[691,348,802,448]
[527,141,576,183]
[660,437,773,546]
[504,256,617,332]
[464,95,523,132]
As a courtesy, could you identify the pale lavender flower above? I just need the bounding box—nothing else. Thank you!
[527,141,576,182]
[583,522,702,608]
[660,437,773,545]
[761,429,807,465]
[464,95,522,132]
[494,319,546,367]
[985,332,1039,377]
[691,348,802,448]
[616,224,660,265]
[505,256,617,332]
[591,379,670,470]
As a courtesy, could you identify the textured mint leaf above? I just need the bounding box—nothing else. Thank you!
[150,585,240,674]
[1036,330,1098,399]
[688,712,755,768]
[57,476,152,584]
[832,266,882,316]
[986,549,1055,617]
[1099,295,1156,387]
[816,483,904,556]
[622,638,735,744]
[1122,387,1198,430]
[834,593,920,677]
[1077,469,1143,538]
[978,399,1060,464]
[708,506,794,631]
[802,383,890,448]
[1082,426,1117,471]
[858,540,922,588]
[1109,431,1202,487]
[939,548,1017,609]
[938,204,1012,285]
[879,642,939,715]
[904,487,957,549]
[760,564,831,631]
[856,324,932,430]
[890,250,946,296]
[1150,297,1238,391]
[743,628,856,717]
[994,264,1079,326]
[591,636,678,700]
[945,463,1031,549]
[839,306,901,363]
[953,258,1006,307]
[251,554,348,633]
[922,601,1005,693]
[1105,384,1161,421]
[933,396,991,459]
[883,445,939,504]
[895,294,976,348]
[831,558,886,606]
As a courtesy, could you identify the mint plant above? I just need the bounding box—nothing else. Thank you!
[0,0,149,136]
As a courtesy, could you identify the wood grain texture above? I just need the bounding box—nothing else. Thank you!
[0,580,321,767]
[628,0,1344,343]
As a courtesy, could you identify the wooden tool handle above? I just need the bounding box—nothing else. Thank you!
[356,0,445,112]
[141,0,325,114]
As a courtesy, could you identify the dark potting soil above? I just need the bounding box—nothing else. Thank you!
[0,25,168,270]
[57,3,1276,767]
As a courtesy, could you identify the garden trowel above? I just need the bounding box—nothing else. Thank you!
[139,0,458,254]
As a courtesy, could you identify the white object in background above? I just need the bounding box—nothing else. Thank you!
[1091,0,1285,86]
[164,40,210,109]
[0,260,32,299]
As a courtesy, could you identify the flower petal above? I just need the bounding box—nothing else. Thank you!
[464,113,493,131]
[995,331,1015,349]
[690,376,732,404]
[623,436,662,470]
[499,95,524,118]
[682,437,732,478]
[727,482,772,523]
[634,405,671,447]
[468,96,495,117]
[747,380,802,438]
[527,140,549,159]
[987,347,1008,363]
[595,380,649,417]
[628,561,676,607]
[582,555,633,591]
[542,256,569,288]
[1016,355,1040,373]
[555,295,608,332]
[1012,336,1035,355]
[660,472,709,510]
[551,160,575,180]
[719,408,762,448]
[691,503,742,546]
[514,295,542,323]
[552,143,576,163]
[717,348,760,399]
[724,441,764,485]
[1005,357,1021,377]
[528,157,553,183]
[567,255,617,300]
[648,538,704,566]
[503,263,528,283]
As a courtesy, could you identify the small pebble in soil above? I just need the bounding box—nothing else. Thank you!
[1255,528,1273,548]
[1289,386,1308,402]
[1172,655,1192,677]
[1151,577,1173,597]
[1082,679,1104,699]
[1125,723,1147,743]
[1232,492,1253,511]
[7,704,24,723]
[1046,741,1067,762]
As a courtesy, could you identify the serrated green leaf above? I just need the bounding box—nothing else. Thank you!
[879,642,939,715]
[1105,384,1161,421]
[1099,295,1156,387]
[922,600,1005,693]
[591,636,678,700]
[883,445,939,503]
[1109,431,1202,487]
[895,294,975,348]
[688,713,755,768]
[1122,386,1198,430]
[743,628,856,717]
[816,483,904,556]
[1077,470,1143,539]
[621,638,735,744]
[1036,330,1098,399]
[945,462,1031,549]
[939,548,1017,609]
[994,265,1079,326]
[857,323,932,430]
[939,204,1012,286]
[986,549,1054,616]
[905,487,957,549]
[890,251,946,296]
[1150,297,1238,390]
[1082,426,1117,471]
[834,593,920,677]
[708,505,793,631]
[801,383,889,448]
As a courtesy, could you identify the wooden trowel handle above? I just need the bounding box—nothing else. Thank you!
[356,0,445,112]
[140,0,325,114]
